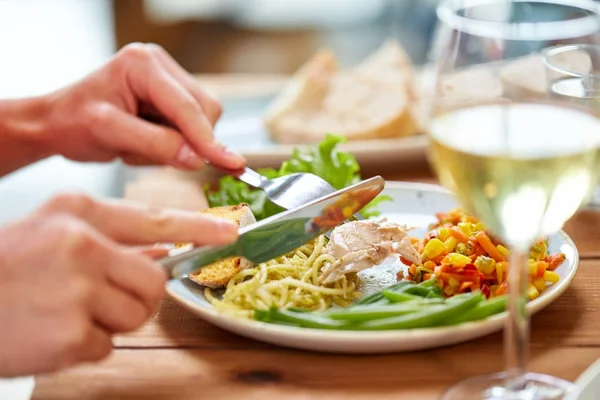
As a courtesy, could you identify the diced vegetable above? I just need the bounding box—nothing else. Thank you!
[444,253,472,268]
[444,236,458,252]
[475,231,504,262]
[543,270,560,284]
[474,255,496,275]
[422,238,447,260]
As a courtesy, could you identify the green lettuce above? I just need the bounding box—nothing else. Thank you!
[205,134,391,220]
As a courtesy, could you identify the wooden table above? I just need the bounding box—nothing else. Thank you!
[29,164,600,400]
[29,73,600,399]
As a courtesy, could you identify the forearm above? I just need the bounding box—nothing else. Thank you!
[0,96,52,177]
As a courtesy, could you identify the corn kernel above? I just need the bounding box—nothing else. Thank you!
[528,259,538,277]
[458,222,472,236]
[543,270,560,284]
[527,284,540,300]
[533,277,547,293]
[439,228,450,241]
[497,262,506,283]
[474,255,496,275]
[496,245,509,257]
[473,222,486,232]
[444,236,458,252]
[447,252,472,268]
[422,238,447,260]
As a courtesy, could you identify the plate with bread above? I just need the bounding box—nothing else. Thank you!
[210,39,586,170]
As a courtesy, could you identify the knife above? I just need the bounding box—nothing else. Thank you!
[158,175,385,279]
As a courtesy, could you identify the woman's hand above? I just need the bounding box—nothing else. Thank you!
[0,193,238,377]
[38,42,244,170]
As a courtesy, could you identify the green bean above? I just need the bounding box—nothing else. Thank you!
[443,295,507,325]
[325,299,445,322]
[355,281,415,305]
[382,290,428,303]
[351,293,484,331]
[254,308,349,330]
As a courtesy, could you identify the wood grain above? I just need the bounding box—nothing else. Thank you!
[32,346,600,400]
[30,161,600,400]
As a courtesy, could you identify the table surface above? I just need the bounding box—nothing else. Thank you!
[30,75,600,400]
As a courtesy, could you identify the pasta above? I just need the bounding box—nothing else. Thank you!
[205,235,361,318]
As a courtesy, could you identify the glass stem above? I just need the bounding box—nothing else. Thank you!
[504,245,530,391]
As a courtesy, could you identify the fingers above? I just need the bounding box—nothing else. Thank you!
[73,325,114,364]
[92,282,151,333]
[39,193,240,246]
[102,250,167,314]
[125,245,171,259]
[148,44,223,125]
[88,104,205,169]
[119,43,245,170]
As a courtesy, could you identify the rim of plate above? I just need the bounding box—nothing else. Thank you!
[166,181,580,339]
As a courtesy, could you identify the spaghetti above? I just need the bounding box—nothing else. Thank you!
[205,235,361,318]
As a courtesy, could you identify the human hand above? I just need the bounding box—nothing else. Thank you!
[38,42,244,171]
[0,193,238,377]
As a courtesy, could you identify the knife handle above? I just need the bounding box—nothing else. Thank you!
[158,243,237,279]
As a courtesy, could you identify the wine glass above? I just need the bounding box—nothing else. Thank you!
[423,0,600,399]
[544,43,600,209]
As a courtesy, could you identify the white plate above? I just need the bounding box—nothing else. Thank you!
[166,181,580,354]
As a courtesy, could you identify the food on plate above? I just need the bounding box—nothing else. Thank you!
[262,40,421,144]
[187,204,257,288]
[196,206,566,330]
[319,218,420,284]
[403,208,565,301]
[205,134,391,221]
[205,234,360,318]
[195,138,566,330]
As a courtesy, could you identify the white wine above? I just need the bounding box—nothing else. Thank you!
[428,102,600,246]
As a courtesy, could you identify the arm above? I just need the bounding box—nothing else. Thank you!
[0,96,52,177]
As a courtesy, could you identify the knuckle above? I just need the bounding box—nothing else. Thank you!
[120,42,154,62]
[69,276,95,306]
[144,206,174,233]
[57,315,90,360]
[59,220,97,260]
[205,96,223,121]
[85,102,116,127]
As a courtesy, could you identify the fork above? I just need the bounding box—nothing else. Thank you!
[234,167,365,221]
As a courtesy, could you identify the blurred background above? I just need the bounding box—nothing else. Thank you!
[0,0,439,224]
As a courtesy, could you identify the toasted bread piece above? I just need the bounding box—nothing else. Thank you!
[188,204,257,288]
[263,40,420,144]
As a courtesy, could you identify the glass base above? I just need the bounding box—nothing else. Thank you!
[440,372,578,400]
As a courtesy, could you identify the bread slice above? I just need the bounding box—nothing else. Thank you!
[188,203,257,288]
[263,40,420,144]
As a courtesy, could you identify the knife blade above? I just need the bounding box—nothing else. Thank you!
[158,175,385,279]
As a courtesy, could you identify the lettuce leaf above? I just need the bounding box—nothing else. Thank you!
[205,134,391,220]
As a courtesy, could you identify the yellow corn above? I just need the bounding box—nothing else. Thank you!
[447,252,472,268]
[422,238,447,260]
[543,270,560,284]
[444,236,458,252]
[497,262,506,284]
[473,222,486,232]
[458,222,472,236]
[528,259,538,277]
[474,255,496,275]
[496,244,509,257]
[439,228,450,241]
[527,284,540,300]
[533,277,547,293]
